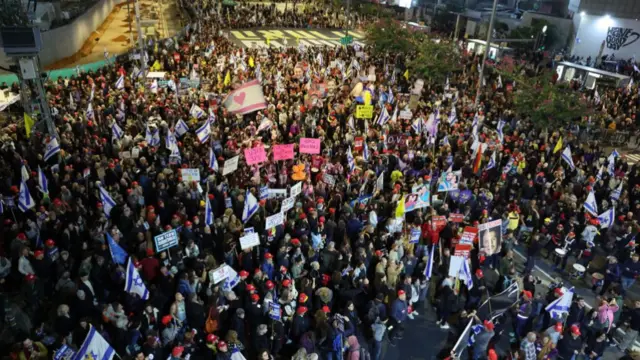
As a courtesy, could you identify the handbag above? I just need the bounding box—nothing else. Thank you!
[205,307,218,334]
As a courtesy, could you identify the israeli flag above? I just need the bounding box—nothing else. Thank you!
[545,287,574,320]
[411,118,422,134]
[347,146,355,173]
[347,115,355,132]
[86,103,94,120]
[145,125,160,147]
[165,129,178,151]
[90,84,95,101]
[99,186,116,218]
[486,151,496,170]
[106,233,127,265]
[208,108,216,124]
[598,208,615,228]
[594,88,601,105]
[388,87,394,104]
[111,123,124,140]
[132,66,143,79]
[611,149,621,158]
[125,257,149,299]
[596,166,604,182]
[196,119,211,143]
[38,166,48,194]
[44,137,61,162]
[175,119,189,137]
[497,119,505,143]
[115,75,125,90]
[377,106,390,126]
[18,181,35,212]
[72,325,116,360]
[497,75,503,89]
[424,245,434,279]
[583,192,598,216]
[150,79,158,94]
[222,265,240,292]
[205,195,214,226]
[607,154,616,175]
[242,189,259,223]
[611,182,623,202]
[190,104,205,119]
[209,147,219,172]
[561,146,575,171]
[316,52,324,67]
[390,106,398,123]
[21,164,29,182]
[460,259,473,290]
[449,107,457,125]
[363,141,370,162]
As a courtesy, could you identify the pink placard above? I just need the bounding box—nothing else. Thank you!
[244,146,267,165]
[299,138,321,154]
[273,144,295,161]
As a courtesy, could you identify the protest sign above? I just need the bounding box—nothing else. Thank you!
[354,137,364,152]
[454,244,472,258]
[449,213,465,223]
[223,156,239,175]
[273,144,295,161]
[281,196,295,213]
[244,227,255,234]
[290,182,302,198]
[240,232,260,250]
[375,171,384,193]
[399,110,413,120]
[244,146,267,165]
[448,255,466,278]
[269,303,281,320]
[432,215,447,228]
[265,212,284,229]
[409,228,421,244]
[299,138,321,154]
[356,105,374,118]
[479,220,502,255]
[209,264,232,284]
[154,229,179,252]
[460,226,478,245]
[267,189,287,199]
[259,185,269,200]
[404,185,430,212]
[323,173,336,186]
[180,168,201,182]
[437,170,460,192]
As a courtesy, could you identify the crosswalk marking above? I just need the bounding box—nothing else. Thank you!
[624,153,640,165]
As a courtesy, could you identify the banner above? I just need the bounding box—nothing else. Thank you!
[223,156,240,175]
[478,220,502,255]
[245,146,267,165]
[273,144,295,161]
[356,105,374,118]
[299,138,321,154]
[437,170,460,192]
[222,79,267,114]
[180,168,200,182]
[477,282,520,321]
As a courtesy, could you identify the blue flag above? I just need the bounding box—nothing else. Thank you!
[106,233,127,265]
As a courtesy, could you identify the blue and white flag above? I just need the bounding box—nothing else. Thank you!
[611,182,623,202]
[89,84,95,101]
[444,77,450,91]
[190,104,205,119]
[222,265,240,292]
[486,151,496,170]
[242,189,259,223]
[347,115,355,133]
[424,245,434,279]
[390,106,398,123]
[205,194,214,226]
[497,75,503,89]
[115,75,125,90]
[106,233,127,265]
[561,146,575,171]
[598,207,615,228]
[86,103,94,120]
[125,257,149,299]
[583,192,598,216]
[44,137,61,162]
[347,146,355,173]
[99,186,116,218]
[111,123,124,140]
[376,106,390,126]
[448,107,457,125]
[363,141,370,162]
[594,88,601,105]
[150,79,158,94]
[497,119,505,143]
[38,166,48,194]
[0,199,4,215]
[209,147,219,172]
[72,325,116,360]
[611,149,621,158]
[196,119,211,143]
[208,108,216,124]
[545,287,574,320]
[21,164,29,182]
[175,119,189,137]
[145,125,160,147]
[607,154,616,176]
[411,118,422,134]
[18,181,34,212]
[460,259,473,290]
[165,129,178,151]
[596,166,604,182]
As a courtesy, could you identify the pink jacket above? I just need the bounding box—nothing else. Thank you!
[347,335,360,360]
[597,303,619,330]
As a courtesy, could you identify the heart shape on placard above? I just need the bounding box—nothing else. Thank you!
[233,92,246,105]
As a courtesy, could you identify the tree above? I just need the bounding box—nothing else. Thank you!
[364,18,420,55]
[507,20,558,51]
[408,38,463,84]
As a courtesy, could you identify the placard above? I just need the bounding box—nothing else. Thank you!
[268,302,281,320]
[281,196,295,213]
[180,168,201,182]
[290,182,302,198]
[432,215,447,228]
[259,185,269,200]
[120,151,131,159]
[448,255,466,278]
[375,171,384,193]
[240,232,260,250]
[273,144,295,161]
[154,229,179,252]
[460,227,478,245]
[409,228,421,244]
[209,264,232,284]
[454,244,472,258]
[449,213,465,223]
[267,189,287,199]
[479,220,502,255]
[356,105,374,119]
[244,146,267,165]
[323,173,336,186]
[399,110,413,120]
[265,212,284,229]
[223,156,239,175]
[354,137,364,152]
[437,170,461,192]
[299,138,321,154]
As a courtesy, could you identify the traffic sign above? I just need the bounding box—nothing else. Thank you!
[340,36,353,45]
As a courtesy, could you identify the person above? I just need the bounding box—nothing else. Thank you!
[585,331,606,360]
[18,339,48,360]
[473,320,495,360]
[620,253,640,295]
[618,299,640,352]
[520,332,537,360]
[389,290,408,345]
[556,325,583,360]
[544,322,562,346]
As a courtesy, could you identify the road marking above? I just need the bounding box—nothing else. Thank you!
[624,153,640,165]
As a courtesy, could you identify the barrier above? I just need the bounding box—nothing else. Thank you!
[0,57,116,86]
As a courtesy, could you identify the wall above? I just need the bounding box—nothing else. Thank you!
[571,13,640,58]
[0,0,125,69]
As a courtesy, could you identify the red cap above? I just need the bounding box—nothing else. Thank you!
[172,346,184,357]
[162,315,173,325]
[476,269,484,278]
[291,238,301,246]
[299,213,307,220]
[522,290,533,299]
[570,325,581,335]
[266,280,274,290]
[16,233,26,240]
[217,341,227,349]
[375,250,383,257]
[34,250,44,258]
[298,293,308,303]
[554,288,564,296]
[164,225,172,230]
[246,284,256,291]
[251,293,260,302]
[206,334,217,343]
[296,306,308,314]
[488,349,498,360]
[185,221,192,227]
[45,239,55,247]
[322,305,330,313]
[555,322,563,332]
[264,252,273,259]
[25,274,36,282]
[319,216,326,224]
[146,248,154,256]
[397,290,406,296]
[484,320,495,331]
[282,279,292,287]
[239,270,249,278]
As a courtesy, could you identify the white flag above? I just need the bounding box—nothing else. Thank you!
[125,258,149,300]
[99,186,116,218]
[583,192,598,216]
[561,146,575,170]
[44,137,61,162]
[242,189,258,223]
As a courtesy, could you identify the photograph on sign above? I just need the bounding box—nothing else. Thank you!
[478,220,502,255]
[404,185,430,213]
[437,171,460,192]
[180,168,201,182]
[223,156,240,175]
[240,232,260,250]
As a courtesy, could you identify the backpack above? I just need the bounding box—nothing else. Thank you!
[366,301,379,323]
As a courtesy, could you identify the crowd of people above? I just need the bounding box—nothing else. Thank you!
[1,1,640,360]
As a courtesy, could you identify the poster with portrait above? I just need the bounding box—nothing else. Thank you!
[478,220,502,256]
[404,185,430,213]
[437,171,461,192]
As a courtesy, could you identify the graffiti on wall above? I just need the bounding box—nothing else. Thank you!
[606,27,640,50]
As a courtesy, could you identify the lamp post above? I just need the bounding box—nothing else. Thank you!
[474,0,499,108]
[534,25,547,51]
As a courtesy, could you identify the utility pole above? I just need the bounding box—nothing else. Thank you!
[474,0,498,108]
[345,0,351,39]
[133,0,147,72]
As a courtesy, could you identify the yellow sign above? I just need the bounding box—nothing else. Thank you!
[356,105,374,119]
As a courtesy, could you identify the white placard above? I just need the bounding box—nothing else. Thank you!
[290,182,302,198]
[132,147,140,158]
[448,255,466,278]
[323,173,336,186]
[281,196,295,213]
[119,151,131,159]
[399,110,413,120]
[375,171,384,193]
[265,212,284,229]
[180,168,201,182]
[223,156,239,175]
[268,189,287,199]
[209,264,232,284]
[240,232,260,250]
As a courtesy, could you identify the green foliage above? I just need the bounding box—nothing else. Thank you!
[364,18,419,55]
[408,39,462,84]
[507,20,558,50]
